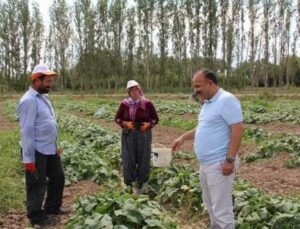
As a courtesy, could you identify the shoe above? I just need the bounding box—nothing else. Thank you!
[45,207,71,215]
[31,215,58,226]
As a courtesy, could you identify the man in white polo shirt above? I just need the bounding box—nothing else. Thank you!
[172,69,243,228]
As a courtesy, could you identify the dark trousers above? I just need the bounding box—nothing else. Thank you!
[25,151,65,223]
[121,129,152,188]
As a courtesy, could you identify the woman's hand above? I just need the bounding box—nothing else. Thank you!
[122,121,135,130]
[140,122,151,131]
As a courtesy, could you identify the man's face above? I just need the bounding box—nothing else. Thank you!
[192,73,212,101]
[36,76,54,94]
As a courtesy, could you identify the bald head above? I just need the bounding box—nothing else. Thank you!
[193,69,218,85]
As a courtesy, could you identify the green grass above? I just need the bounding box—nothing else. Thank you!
[0,129,25,215]
[160,116,197,130]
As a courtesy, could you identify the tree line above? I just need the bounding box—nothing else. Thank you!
[0,0,300,92]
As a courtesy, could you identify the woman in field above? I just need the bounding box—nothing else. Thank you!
[115,80,159,194]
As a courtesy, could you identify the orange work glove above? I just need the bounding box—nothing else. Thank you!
[24,162,36,172]
[140,122,151,131]
[122,121,135,130]
[56,148,62,155]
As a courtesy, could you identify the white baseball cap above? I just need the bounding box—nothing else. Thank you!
[126,80,139,90]
[31,63,57,80]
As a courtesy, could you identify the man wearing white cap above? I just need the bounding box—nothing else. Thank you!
[17,64,68,226]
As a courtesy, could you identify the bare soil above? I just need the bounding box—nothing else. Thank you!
[238,153,300,197]
[73,111,194,151]
[1,180,99,229]
[248,122,300,135]
[2,99,300,228]
[239,143,259,157]
[72,113,300,199]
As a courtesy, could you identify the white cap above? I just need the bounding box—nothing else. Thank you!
[126,80,139,90]
[31,63,57,80]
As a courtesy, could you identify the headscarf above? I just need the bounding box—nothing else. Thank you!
[121,84,149,121]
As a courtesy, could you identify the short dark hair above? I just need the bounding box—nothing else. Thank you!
[195,68,218,85]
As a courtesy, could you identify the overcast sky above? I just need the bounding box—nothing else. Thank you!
[36,0,74,25]
[36,0,134,25]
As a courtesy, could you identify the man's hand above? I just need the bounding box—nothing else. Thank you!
[140,122,151,131]
[24,162,36,172]
[122,121,135,130]
[56,148,62,155]
[221,161,234,176]
[172,136,184,153]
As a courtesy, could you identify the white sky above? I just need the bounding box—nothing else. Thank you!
[35,0,74,25]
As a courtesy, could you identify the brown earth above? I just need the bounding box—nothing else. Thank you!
[239,143,259,157]
[248,122,300,135]
[1,180,99,229]
[2,100,300,228]
[90,117,300,198]
[238,153,300,197]
[73,111,195,151]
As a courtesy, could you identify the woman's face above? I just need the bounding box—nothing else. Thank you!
[129,86,141,100]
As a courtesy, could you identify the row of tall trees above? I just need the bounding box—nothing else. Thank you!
[0,0,300,92]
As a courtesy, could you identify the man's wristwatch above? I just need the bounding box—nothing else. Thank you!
[226,156,235,164]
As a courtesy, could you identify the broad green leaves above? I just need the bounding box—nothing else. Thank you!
[67,190,177,228]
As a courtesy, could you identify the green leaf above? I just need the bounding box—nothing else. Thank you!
[84,203,97,213]
[98,214,113,228]
[144,219,163,227]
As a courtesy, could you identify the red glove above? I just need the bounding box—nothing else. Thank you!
[24,162,36,172]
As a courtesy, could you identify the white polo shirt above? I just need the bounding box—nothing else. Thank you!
[194,88,243,165]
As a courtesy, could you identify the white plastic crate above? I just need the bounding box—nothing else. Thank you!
[151,144,172,167]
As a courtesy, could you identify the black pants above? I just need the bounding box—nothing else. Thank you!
[121,129,152,188]
[25,151,65,223]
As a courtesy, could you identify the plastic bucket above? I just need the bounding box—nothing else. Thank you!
[151,144,172,167]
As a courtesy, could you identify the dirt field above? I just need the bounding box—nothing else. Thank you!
[74,109,300,198]
[1,98,300,228]
[1,180,99,229]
